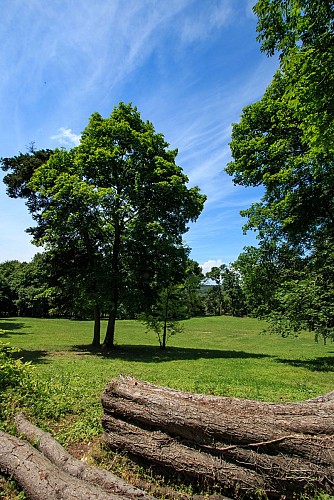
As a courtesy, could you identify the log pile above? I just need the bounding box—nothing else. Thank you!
[0,414,154,500]
[101,376,334,499]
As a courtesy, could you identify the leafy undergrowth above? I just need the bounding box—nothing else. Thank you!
[0,476,26,499]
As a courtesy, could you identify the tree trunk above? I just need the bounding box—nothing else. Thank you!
[14,414,154,500]
[103,222,121,349]
[0,430,124,500]
[104,305,117,349]
[92,304,101,347]
[82,230,101,348]
[161,290,169,350]
[101,376,334,499]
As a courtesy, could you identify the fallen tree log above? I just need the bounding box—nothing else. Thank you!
[101,376,334,498]
[102,377,334,441]
[14,414,154,500]
[0,430,124,500]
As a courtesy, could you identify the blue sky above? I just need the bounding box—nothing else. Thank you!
[0,0,278,273]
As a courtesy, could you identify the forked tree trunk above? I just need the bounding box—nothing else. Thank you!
[101,376,334,499]
[104,306,117,348]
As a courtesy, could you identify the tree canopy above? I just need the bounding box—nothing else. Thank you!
[227,0,334,340]
[254,0,334,153]
[2,103,206,347]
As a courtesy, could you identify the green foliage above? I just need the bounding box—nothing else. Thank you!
[0,341,31,391]
[234,246,277,317]
[0,475,26,499]
[254,0,334,55]
[182,260,206,317]
[3,103,205,347]
[205,264,246,317]
[0,255,51,318]
[227,69,334,248]
[1,144,53,206]
[0,331,97,438]
[141,284,186,349]
[227,1,334,341]
[254,0,334,151]
[0,346,100,444]
[0,339,36,431]
[262,240,334,342]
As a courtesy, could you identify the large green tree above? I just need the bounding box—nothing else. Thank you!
[226,1,334,340]
[26,103,206,347]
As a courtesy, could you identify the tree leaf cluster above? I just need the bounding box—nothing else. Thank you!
[227,0,334,341]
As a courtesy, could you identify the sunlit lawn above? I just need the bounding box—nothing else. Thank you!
[1,315,334,444]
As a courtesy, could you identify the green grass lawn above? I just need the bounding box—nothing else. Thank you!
[1,315,334,445]
[1,315,334,499]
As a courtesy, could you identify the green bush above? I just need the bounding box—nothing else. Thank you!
[0,337,90,437]
[0,340,35,429]
[0,338,70,430]
[0,341,32,391]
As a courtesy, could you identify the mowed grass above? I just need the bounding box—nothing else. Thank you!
[1,315,334,444]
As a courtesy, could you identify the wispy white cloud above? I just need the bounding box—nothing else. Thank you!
[0,0,278,264]
[181,0,233,43]
[156,56,277,207]
[51,128,81,147]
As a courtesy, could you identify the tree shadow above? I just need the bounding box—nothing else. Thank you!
[11,349,50,365]
[71,344,273,363]
[0,319,28,336]
[276,355,334,372]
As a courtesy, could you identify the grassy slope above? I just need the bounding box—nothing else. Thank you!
[1,315,334,445]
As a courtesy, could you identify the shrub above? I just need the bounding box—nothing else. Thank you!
[0,340,36,430]
[0,341,32,391]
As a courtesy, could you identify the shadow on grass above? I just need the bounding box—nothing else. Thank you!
[11,349,50,365]
[71,344,272,363]
[276,355,334,372]
[0,319,28,336]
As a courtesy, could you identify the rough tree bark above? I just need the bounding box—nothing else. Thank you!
[101,376,334,499]
[0,430,122,500]
[14,414,154,499]
[0,414,155,500]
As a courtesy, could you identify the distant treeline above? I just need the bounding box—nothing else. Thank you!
[0,254,249,320]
